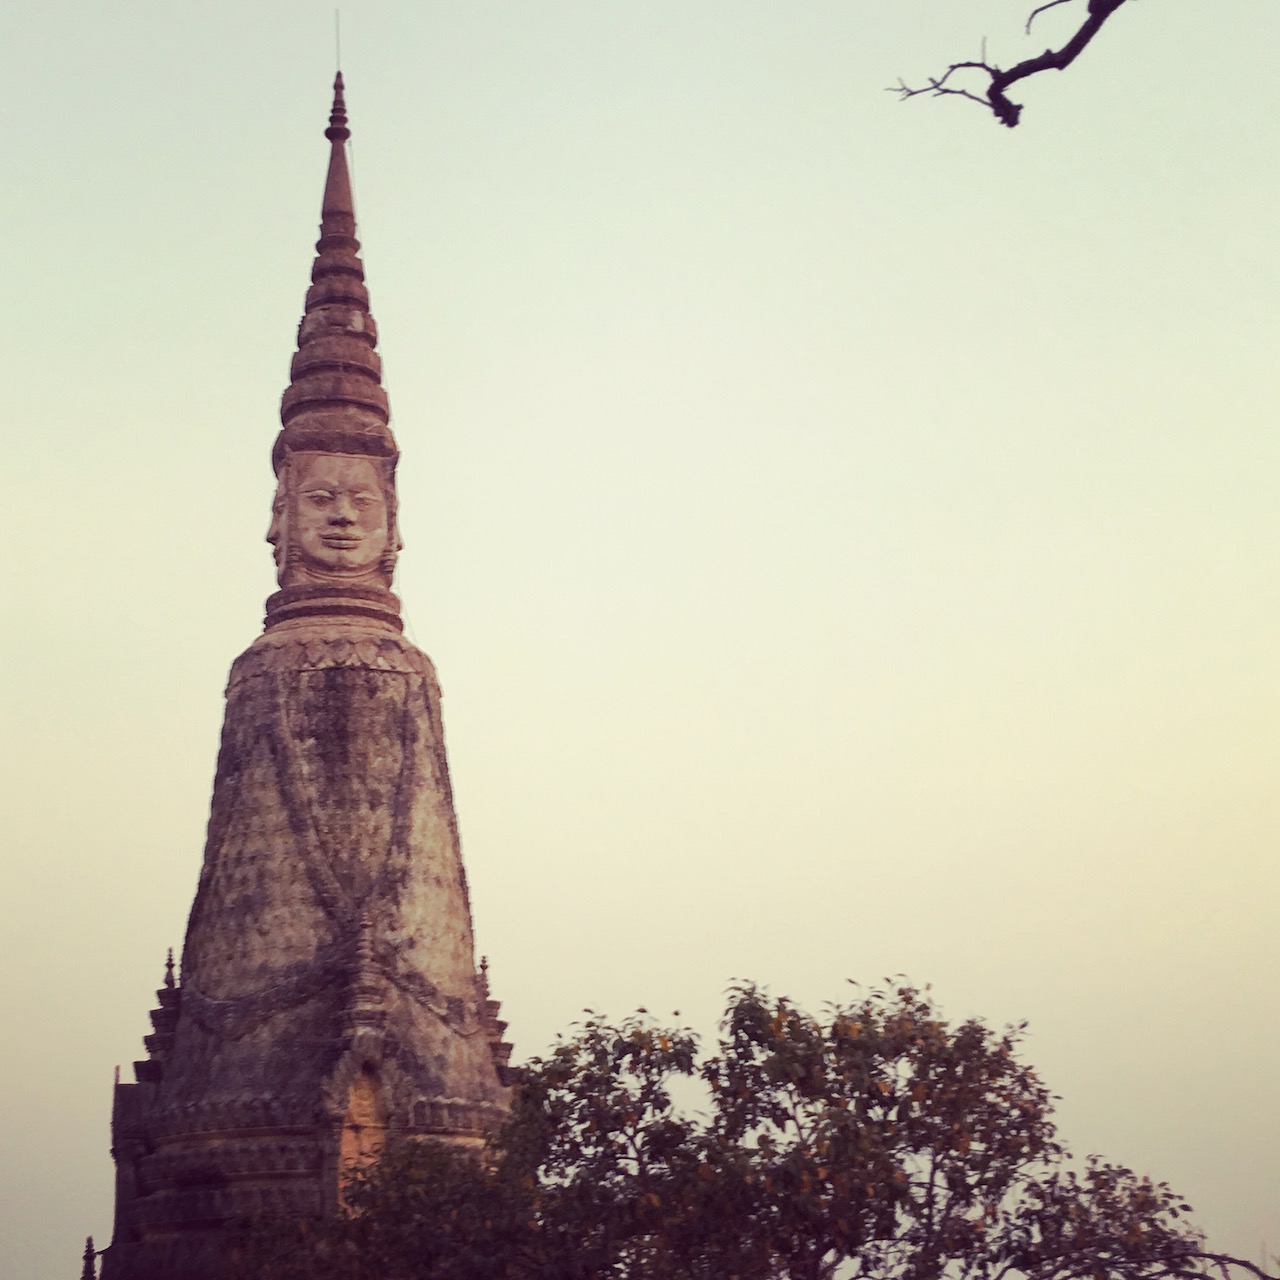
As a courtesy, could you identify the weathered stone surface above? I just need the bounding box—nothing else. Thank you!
[166,623,504,1117]
[100,75,509,1280]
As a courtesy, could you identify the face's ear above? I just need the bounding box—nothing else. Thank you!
[380,457,403,567]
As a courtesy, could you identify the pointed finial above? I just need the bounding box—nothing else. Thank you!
[81,1237,96,1280]
[326,71,350,143]
[164,947,175,989]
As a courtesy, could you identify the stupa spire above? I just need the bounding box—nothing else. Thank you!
[267,73,402,630]
[277,70,391,457]
[100,75,509,1280]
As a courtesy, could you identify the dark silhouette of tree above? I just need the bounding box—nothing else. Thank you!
[893,0,1135,127]
[229,982,1279,1280]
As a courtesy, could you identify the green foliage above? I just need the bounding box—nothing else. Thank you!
[233,982,1274,1280]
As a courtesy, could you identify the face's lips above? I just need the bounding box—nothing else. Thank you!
[321,534,362,548]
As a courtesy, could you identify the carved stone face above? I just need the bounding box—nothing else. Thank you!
[287,453,390,580]
[266,451,399,590]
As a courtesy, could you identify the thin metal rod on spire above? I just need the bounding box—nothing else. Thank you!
[335,10,342,70]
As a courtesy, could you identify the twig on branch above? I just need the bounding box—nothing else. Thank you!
[1026,0,1075,36]
[891,0,1132,128]
[1193,1253,1280,1280]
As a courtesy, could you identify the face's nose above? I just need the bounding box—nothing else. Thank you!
[330,493,357,525]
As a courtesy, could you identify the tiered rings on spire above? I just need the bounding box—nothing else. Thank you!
[275,72,395,471]
[265,73,403,632]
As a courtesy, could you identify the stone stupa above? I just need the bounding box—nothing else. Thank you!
[100,74,511,1280]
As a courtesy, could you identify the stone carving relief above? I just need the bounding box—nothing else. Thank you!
[268,450,401,589]
[226,632,435,692]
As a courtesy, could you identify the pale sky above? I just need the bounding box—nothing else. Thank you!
[3,2,1278,1276]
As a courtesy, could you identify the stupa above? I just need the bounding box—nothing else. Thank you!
[99,75,511,1280]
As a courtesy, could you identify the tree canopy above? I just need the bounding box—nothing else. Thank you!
[230,982,1277,1280]
[894,0,1137,127]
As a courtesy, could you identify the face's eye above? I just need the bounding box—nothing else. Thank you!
[352,491,379,510]
[304,489,335,507]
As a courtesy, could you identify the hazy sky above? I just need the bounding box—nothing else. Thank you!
[3,2,1278,1275]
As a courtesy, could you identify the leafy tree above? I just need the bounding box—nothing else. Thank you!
[893,0,1136,128]
[231,982,1277,1280]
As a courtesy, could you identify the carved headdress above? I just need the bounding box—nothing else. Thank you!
[265,74,403,631]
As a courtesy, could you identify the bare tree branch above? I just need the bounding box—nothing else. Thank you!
[892,0,1134,128]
